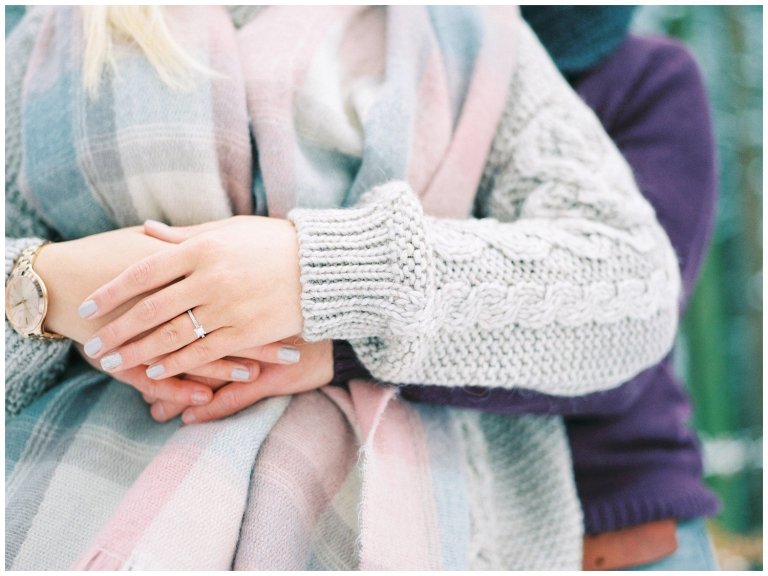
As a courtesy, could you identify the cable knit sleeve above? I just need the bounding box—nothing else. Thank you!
[5,7,73,417]
[292,21,682,396]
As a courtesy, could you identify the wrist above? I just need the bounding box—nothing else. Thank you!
[33,241,74,337]
[288,182,434,342]
[28,229,171,343]
[276,218,305,337]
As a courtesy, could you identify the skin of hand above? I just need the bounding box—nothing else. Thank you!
[143,338,334,425]
[78,216,304,383]
[35,227,167,344]
[31,227,265,406]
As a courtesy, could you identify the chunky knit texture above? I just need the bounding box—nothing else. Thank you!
[6,10,580,571]
[288,22,681,394]
[6,16,680,412]
[6,8,679,571]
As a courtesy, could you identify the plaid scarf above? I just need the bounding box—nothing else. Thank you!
[9,5,582,570]
[21,5,515,232]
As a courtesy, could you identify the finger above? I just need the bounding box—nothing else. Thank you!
[180,375,231,390]
[91,304,226,373]
[144,219,228,244]
[150,399,187,422]
[112,366,213,406]
[182,362,296,424]
[181,375,224,387]
[144,328,243,380]
[150,372,235,422]
[78,246,193,320]
[184,358,260,383]
[85,280,216,370]
[233,342,302,365]
[181,380,271,424]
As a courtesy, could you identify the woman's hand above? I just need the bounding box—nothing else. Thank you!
[144,338,333,424]
[78,216,304,380]
[34,227,174,344]
[74,338,306,409]
[29,228,221,407]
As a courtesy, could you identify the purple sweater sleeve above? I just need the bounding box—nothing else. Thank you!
[332,36,717,417]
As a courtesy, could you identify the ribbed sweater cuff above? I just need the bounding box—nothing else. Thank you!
[288,182,431,342]
[582,488,721,535]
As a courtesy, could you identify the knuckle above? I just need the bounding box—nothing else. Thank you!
[104,322,122,344]
[219,388,241,413]
[139,297,158,321]
[195,236,225,259]
[145,379,160,399]
[197,405,216,422]
[104,284,120,305]
[191,341,212,363]
[131,260,153,286]
[209,267,229,286]
[118,345,140,369]
[160,323,180,348]
[173,387,188,405]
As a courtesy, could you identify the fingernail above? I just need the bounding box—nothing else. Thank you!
[79,299,98,318]
[84,336,103,357]
[231,367,250,381]
[145,219,169,231]
[153,403,165,420]
[277,346,301,364]
[183,411,196,424]
[146,363,166,379]
[192,391,210,405]
[100,352,122,371]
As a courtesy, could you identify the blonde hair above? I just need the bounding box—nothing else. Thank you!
[81,6,206,96]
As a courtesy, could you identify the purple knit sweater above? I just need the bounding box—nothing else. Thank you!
[333,34,721,534]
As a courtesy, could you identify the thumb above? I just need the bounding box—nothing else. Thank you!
[143,219,227,243]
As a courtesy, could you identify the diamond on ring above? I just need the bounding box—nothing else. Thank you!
[187,309,207,339]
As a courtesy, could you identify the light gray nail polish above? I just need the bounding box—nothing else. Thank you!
[191,391,209,405]
[84,336,103,358]
[277,346,301,364]
[231,367,250,381]
[100,352,122,371]
[146,364,166,379]
[79,299,98,318]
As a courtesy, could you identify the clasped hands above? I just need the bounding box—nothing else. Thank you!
[74,216,333,424]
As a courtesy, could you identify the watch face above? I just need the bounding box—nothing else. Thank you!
[6,274,45,335]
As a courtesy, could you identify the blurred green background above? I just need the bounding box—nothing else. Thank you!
[634,5,763,570]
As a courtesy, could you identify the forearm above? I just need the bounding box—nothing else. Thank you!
[399,37,718,412]
[290,23,681,396]
[292,181,678,396]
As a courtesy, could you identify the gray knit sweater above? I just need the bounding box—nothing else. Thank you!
[6,13,680,417]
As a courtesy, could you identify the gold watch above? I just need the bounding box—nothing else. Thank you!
[5,242,64,340]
